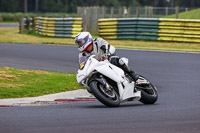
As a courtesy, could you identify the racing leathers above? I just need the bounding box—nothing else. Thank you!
[79,38,139,81]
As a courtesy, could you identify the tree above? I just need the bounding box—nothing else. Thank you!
[35,0,39,12]
[24,0,28,13]
[0,0,200,13]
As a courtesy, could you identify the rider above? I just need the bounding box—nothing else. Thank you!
[75,31,139,82]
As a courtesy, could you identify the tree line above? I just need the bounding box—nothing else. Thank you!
[0,0,199,13]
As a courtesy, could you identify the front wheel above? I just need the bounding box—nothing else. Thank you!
[136,75,158,104]
[89,81,120,107]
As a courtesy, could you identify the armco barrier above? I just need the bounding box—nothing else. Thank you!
[98,18,200,43]
[99,18,159,40]
[158,19,200,43]
[34,17,82,38]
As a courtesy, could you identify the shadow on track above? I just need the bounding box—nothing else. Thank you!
[82,102,159,109]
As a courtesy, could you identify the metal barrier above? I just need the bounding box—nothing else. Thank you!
[99,18,200,43]
[34,17,82,38]
[159,19,200,43]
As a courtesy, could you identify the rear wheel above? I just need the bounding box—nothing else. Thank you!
[136,75,158,104]
[89,80,120,107]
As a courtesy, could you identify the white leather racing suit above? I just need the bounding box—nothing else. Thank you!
[79,38,115,63]
[78,37,139,81]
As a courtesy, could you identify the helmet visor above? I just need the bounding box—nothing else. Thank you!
[76,35,89,48]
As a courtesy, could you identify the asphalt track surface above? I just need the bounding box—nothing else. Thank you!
[0,43,200,133]
[0,23,19,27]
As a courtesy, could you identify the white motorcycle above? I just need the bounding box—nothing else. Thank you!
[77,55,158,107]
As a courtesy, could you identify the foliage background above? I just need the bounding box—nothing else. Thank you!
[0,0,199,13]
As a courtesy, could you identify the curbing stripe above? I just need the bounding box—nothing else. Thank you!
[55,98,96,102]
[0,105,14,107]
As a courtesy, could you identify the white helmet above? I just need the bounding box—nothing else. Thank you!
[75,32,93,52]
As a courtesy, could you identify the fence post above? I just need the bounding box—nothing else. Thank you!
[26,17,30,31]
[82,7,87,31]
[90,6,98,35]
[19,18,24,33]
[96,6,100,34]
[88,7,92,32]
[127,7,131,17]
[136,7,140,18]
[148,6,152,18]
[176,6,179,19]
[77,7,81,17]
[165,7,168,16]
[31,17,35,30]
[102,6,107,18]
[152,6,154,17]
[145,6,148,18]
[119,7,123,18]
[110,7,114,18]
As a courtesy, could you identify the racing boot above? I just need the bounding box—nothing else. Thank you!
[118,58,139,82]
[128,70,139,82]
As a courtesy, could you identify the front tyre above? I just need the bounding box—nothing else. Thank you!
[136,75,158,104]
[89,81,120,107]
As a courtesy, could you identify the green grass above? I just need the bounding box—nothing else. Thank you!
[0,67,82,99]
[0,27,75,44]
[1,27,200,52]
[163,8,200,19]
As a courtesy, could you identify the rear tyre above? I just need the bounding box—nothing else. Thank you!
[89,81,120,107]
[136,75,158,104]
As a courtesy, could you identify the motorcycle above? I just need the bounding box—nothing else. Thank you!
[76,55,158,107]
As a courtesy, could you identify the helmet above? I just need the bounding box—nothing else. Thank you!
[75,32,93,52]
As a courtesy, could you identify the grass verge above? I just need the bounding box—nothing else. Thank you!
[0,27,200,52]
[0,27,75,45]
[0,67,81,99]
[163,8,200,19]
[109,40,200,52]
